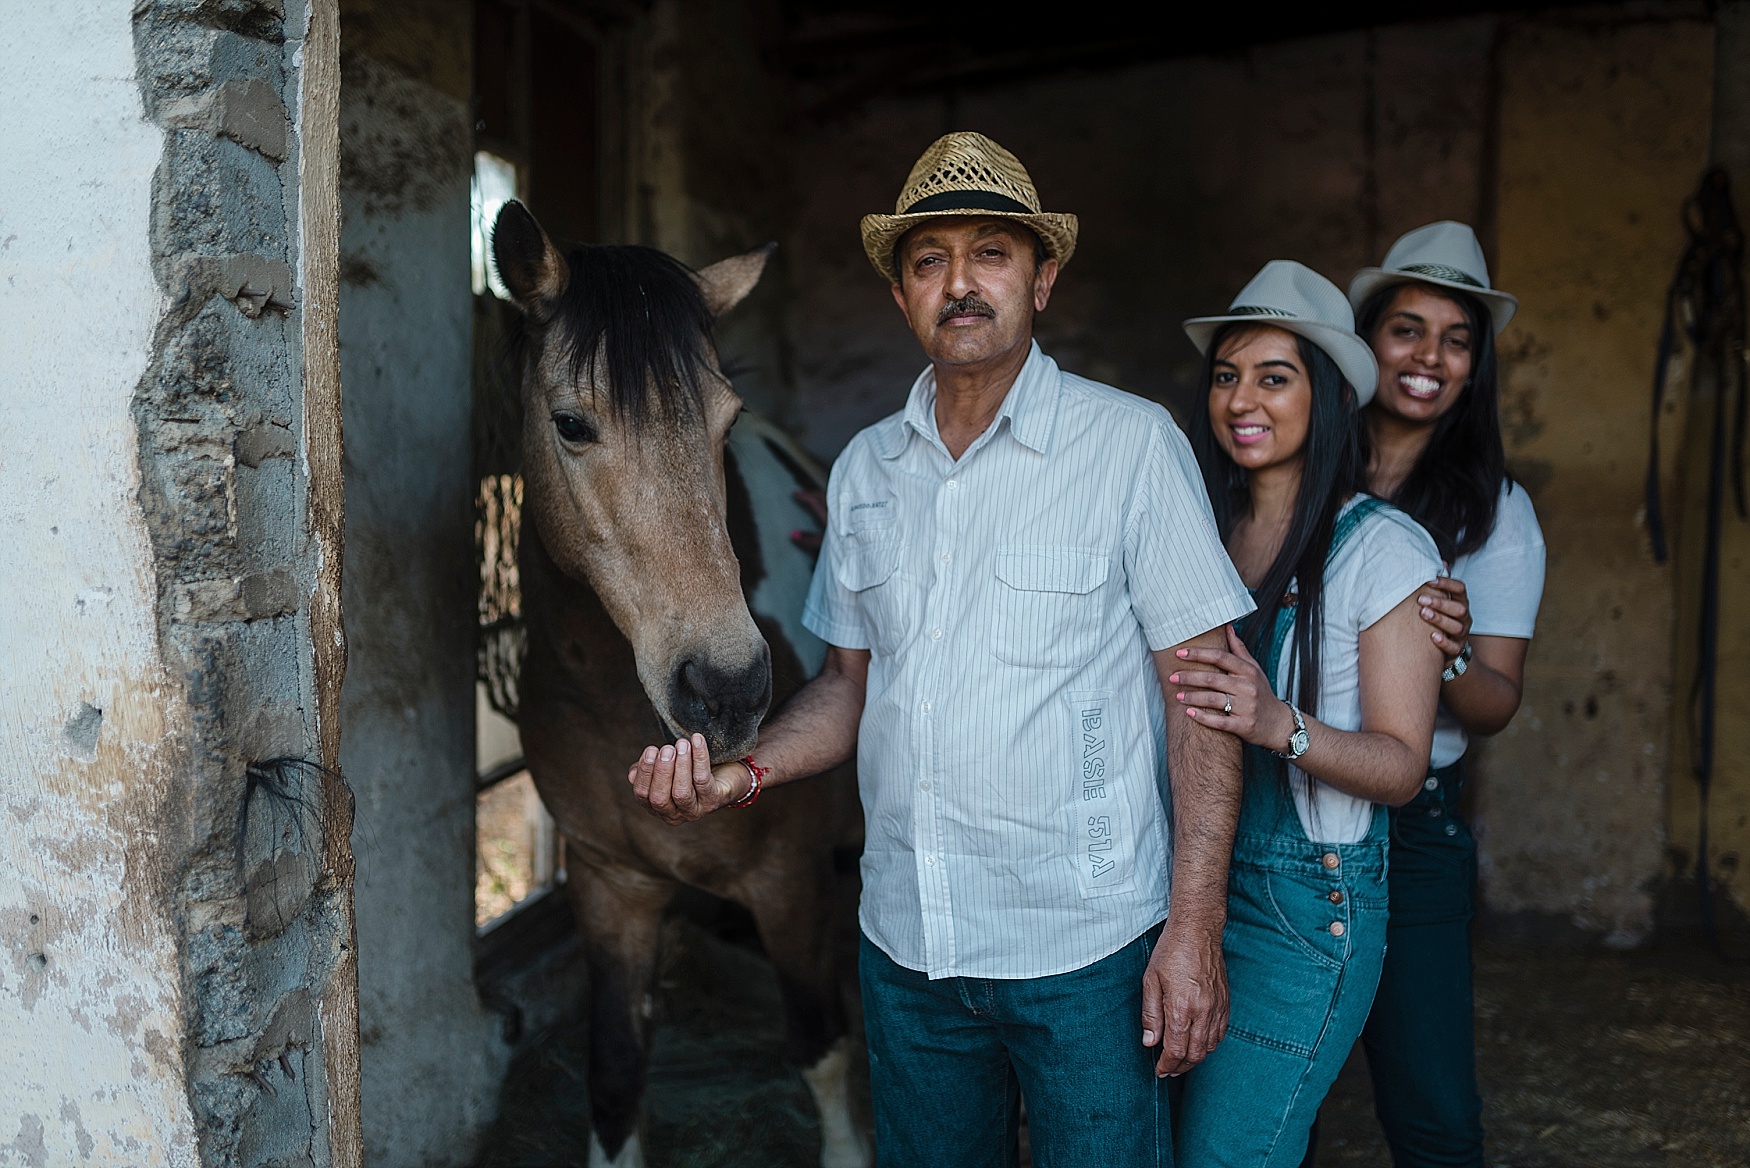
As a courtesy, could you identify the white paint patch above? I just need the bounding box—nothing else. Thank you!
[0,1,200,1163]
[587,1130,645,1168]
[801,1038,871,1168]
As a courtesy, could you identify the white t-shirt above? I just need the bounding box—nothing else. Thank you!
[1271,497,1443,843]
[1430,483,1546,767]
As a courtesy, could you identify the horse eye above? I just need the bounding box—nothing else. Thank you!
[551,412,597,445]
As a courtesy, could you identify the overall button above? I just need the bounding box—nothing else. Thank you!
[1445,824,1458,837]
[1425,776,1439,790]
[1321,853,1340,870]
[1328,921,1345,937]
[1328,890,1344,905]
[1427,806,1443,818]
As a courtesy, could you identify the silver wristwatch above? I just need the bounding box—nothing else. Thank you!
[1442,640,1473,683]
[1274,702,1310,761]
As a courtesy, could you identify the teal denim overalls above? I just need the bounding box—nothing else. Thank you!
[1175,498,1394,1167]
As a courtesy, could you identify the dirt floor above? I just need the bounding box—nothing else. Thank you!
[476,925,1750,1167]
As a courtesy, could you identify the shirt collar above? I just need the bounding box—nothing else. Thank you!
[879,340,1061,460]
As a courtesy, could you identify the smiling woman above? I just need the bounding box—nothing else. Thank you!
[1173,261,1445,1166]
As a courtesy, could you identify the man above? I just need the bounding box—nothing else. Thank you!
[629,132,1253,1166]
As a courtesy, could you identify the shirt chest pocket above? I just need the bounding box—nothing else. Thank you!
[834,529,911,657]
[991,546,1110,669]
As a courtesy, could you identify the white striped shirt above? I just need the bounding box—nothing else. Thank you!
[803,342,1253,979]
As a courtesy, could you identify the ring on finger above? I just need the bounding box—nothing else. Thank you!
[1222,695,1233,715]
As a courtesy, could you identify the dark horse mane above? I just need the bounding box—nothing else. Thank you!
[506,243,717,425]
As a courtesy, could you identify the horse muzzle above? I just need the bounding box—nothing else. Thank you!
[667,648,772,761]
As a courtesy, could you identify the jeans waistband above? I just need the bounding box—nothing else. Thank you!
[1403,760,1466,812]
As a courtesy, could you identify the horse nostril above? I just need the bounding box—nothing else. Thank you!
[679,659,723,720]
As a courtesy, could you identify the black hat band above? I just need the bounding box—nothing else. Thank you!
[1399,263,1485,289]
[902,190,1036,216]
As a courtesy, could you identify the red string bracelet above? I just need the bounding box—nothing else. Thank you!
[730,755,768,808]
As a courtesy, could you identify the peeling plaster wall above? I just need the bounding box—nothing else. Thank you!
[335,3,514,1161]
[1478,14,1715,944]
[0,3,200,1162]
[1,0,358,1165]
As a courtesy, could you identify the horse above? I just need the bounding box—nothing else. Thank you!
[491,201,868,1168]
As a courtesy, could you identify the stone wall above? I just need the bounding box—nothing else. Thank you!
[1,0,359,1164]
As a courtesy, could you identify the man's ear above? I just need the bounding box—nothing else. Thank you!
[492,200,568,310]
[694,243,776,317]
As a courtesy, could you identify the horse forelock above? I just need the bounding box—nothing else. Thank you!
[511,244,718,425]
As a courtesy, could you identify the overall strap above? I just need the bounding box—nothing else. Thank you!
[1240,497,1389,800]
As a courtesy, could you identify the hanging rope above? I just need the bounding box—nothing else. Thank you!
[1645,166,1750,956]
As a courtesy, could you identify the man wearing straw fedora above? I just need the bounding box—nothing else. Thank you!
[630,132,1255,1165]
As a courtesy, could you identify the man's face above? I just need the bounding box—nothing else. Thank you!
[890,218,1058,370]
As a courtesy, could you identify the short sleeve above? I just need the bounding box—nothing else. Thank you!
[1346,507,1444,632]
[1122,416,1255,650]
[1453,485,1546,639]
[801,459,872,651]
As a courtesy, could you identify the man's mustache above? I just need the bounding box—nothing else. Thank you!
[937,295,997,325]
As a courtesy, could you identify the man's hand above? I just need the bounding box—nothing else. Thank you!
[627,733,750,825]
[1140,919,1229,1077]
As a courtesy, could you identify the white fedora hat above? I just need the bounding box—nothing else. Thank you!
[1185,260,1380,406]
[1347,221,1518,335]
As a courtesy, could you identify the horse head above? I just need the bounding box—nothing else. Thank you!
[493,201,774,760]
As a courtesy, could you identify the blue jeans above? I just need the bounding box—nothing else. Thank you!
[859,928,1171,1168]
[1361,762,1485,1167]
[1176,772,1391,1166]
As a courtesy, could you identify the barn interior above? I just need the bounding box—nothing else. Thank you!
[332,1,1750,1163]
[5,0,1749,1165]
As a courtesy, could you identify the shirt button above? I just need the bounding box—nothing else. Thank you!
[921,700,932,714]
[1445,824,1458,837]
[1328,921,1345,937]
[1321,853,1340,870]
[918,779,932,792]
[925,854,937,866]
[946,479,959,491]
[1328,890,1343,905]
[1428,806,1443,818]
[931,628,943,641]
[940,551,952,563]
[1425,776,1439,790]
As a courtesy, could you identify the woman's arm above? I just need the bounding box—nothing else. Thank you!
[1171,595,1444,806]
[1414,576,1530,736]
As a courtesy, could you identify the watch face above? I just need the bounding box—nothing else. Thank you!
[1290,729,1310,757]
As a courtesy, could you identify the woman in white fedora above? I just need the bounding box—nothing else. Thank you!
[1166,260,1446,1165]
[1302,222,1545,1168]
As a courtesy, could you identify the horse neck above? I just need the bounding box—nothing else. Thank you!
[519,519,639,687]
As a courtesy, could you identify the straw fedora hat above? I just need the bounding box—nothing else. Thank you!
[1184,260,1380,406]
[1348,221,1518,334]
[860,132,1079,283]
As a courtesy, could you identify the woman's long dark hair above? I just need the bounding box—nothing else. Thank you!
[1191,324,1367,717]
[1356,283,1507,560]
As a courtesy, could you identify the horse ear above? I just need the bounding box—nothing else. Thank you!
[694,242,776,317]
[492,200,568,309]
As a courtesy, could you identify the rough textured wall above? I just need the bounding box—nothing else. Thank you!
[0,3,202,1162]
[128,0,358,1162]
[335,2,515,1161]
[783,21,1494,459]
[1476,14,1715,945]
